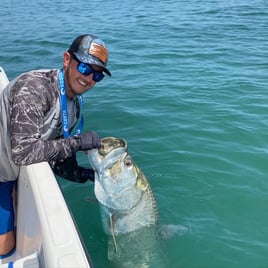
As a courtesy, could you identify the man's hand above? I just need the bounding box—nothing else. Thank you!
[77,131,101,151]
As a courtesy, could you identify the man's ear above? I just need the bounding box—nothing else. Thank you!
[63,51,71,68]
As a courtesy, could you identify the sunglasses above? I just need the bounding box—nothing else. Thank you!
[77,62,104,82]
[71,54,104,82]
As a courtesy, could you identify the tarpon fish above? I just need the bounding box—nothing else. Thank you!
[88,137,159,251]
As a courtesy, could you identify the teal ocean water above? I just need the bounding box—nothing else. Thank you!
[1,0,268,267]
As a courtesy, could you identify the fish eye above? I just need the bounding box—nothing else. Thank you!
[124,156,133,168]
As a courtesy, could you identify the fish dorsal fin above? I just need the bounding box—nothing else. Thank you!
[110,213,118,254]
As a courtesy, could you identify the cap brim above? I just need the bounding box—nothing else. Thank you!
[74,52,111,76]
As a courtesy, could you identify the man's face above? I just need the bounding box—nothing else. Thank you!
[63,51,100,99]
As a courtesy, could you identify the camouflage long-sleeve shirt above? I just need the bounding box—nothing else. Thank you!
[0,69,81,182]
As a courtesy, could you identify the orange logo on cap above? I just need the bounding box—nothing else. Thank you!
[88,42,108,64]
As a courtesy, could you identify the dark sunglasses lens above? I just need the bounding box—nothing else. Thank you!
[77,62,104,82]
[77,63,93,75]
[93,72,104,82]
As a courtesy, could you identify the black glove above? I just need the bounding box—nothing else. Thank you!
[77,131,101,151]
[51,154,95,183]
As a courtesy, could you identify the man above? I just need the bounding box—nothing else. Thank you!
[0,34,111,257]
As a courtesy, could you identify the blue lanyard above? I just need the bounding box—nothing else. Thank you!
[58,69,84,138]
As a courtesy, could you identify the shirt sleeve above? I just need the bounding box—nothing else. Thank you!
[10,72,81,166]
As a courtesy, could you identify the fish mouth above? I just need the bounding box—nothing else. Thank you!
[88,137,128,173]
[99,137,127,157]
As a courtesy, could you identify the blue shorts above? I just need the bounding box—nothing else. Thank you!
[0,181,15,235]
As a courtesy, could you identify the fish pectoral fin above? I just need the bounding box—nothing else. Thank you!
[109,213,118,254]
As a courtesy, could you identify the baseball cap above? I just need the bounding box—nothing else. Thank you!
[68,34,111,76]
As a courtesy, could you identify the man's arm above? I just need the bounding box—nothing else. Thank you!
[10,74,80,165]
